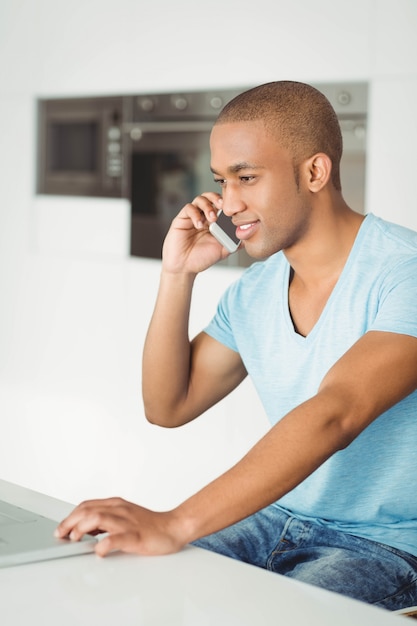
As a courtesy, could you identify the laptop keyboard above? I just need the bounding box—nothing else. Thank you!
[0,501,38,525]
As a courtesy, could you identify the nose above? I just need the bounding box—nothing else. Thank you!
[220,184,246,218]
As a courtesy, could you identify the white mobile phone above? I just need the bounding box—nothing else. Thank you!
[209,210,241,254]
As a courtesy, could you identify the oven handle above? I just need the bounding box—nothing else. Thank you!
[123,120,214,139]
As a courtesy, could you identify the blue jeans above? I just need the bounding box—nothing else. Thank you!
[193,505,417,610]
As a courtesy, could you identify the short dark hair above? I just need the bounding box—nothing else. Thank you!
[215,81,343,190]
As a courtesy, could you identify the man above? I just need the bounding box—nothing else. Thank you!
[56,82,417,610]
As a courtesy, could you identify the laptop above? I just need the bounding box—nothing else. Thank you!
[0,498,97,568]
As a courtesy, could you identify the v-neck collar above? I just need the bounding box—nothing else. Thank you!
[282,214,372,343]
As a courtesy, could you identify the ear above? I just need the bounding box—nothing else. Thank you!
[304,153,332,192]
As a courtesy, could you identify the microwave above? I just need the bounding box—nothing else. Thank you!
[37,96,125,197]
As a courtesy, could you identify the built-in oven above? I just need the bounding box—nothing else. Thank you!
[124,89,247,262]
[37,84,368,268]
[126,84,367,267]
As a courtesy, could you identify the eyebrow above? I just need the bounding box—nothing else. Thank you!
[210,162,264,175]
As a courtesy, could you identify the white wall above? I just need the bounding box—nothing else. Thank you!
[0,0,416,508]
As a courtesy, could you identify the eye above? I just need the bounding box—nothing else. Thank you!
[214,178,226,187]
[239,175,255,183]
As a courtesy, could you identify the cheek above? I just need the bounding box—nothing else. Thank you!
[261,203,310,252]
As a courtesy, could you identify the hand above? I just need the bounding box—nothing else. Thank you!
[162,192,230,275]
[54,497,186,558]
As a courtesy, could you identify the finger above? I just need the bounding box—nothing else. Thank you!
[78,497,128,508]
[187,194,221,226]
[55,509,87,538]
[55,511,102,541]
[69,510,132,542]
[95,530,178,558]
[55,498,130,538]
[94,532,141,557]
[174,204,207,231]
[200,191,222,210]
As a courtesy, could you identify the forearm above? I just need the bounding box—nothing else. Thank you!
[172,390,350,544]
[142,270,197,426]
[57,332,417,558]
[172,331,417,544]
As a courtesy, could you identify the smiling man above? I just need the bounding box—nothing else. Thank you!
[56,82,417,610]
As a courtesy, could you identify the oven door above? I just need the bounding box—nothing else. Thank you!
[128,121,253,267]
[128,117,366,265]
[129,121,215,259]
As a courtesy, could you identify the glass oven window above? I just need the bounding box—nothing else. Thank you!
[129,132,254,266]
[48,122,98,173]
[131,152,202,219]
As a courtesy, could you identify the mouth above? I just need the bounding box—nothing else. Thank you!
[235,221,259,241]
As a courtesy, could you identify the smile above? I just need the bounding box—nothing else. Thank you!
[236,221,259,240]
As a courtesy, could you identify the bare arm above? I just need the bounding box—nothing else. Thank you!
[56,330,417,556]
[142,192,246,427]
[174,330,417,540]
[142,277,247,426]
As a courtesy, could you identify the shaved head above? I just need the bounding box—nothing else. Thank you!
[215,81,343,190]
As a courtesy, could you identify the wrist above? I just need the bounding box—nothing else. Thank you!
[160,267,197,290]
[166,506,200,548]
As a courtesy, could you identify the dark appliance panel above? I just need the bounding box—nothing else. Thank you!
[37,96,124,197]
[126,89,248,263]
[36,85,368,268]
[129,123,218,260]
[127,84,368,267]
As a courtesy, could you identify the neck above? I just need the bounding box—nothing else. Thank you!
[285,198,365,337]
[284,199,365,288]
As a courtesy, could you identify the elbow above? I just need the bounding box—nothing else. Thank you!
[144,409,177,429]
[142,387,200,428]
[143,403,190,429]
[316,386,373,452]
[144,411,163,427]
[145,416,177,429]
[333,422,358,451]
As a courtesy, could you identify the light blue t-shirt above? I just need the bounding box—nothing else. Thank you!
[204,214,417,556]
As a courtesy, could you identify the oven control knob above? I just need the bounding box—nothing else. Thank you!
[172,96,188,111]
[130,127,143,141]
[337,90,351,106]
[108,126,121,140]
[354,124,366,140]
[210,96,223,110]
[137,97,155,113]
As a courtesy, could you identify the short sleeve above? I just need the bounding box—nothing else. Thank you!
[370,257,417,338]
[204,284,240,353]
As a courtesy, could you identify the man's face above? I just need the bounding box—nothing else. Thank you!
[210,120,312,259]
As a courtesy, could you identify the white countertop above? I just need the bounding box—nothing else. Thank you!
[0,480,407,626]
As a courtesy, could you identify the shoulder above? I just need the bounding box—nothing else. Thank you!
[208,252,287,336]
[364,214,417,254]
[229,252,287,299]
[355,214,417,283]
